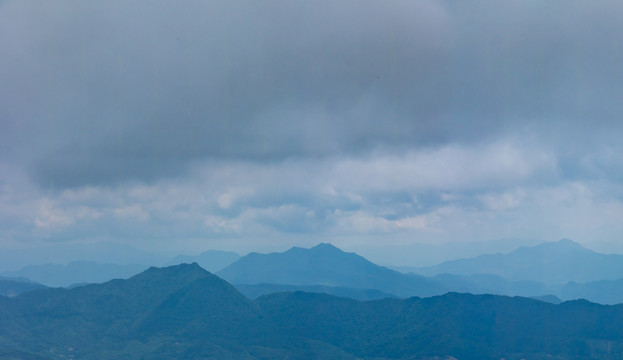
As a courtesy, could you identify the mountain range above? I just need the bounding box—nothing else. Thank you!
[1,250,240,288]
[413,238,623,284]
[6,240,623,305]
[218,243,443,297]
[216,241,623,304]
[0,261,148,288]
[2,263,623,359]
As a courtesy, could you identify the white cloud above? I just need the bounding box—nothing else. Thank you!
[114,205,150,221]
[478,190,527,211]
[1,137,623,253]
[328,140,556,192]
[34,199,74,228]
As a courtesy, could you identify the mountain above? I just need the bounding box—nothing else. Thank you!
[431,273,623,305]
[0,263,275,360]
[559,278,623,305]
[0,276,46,297]
[3,264,623,359]
[218,243,443,297]
[530,294,564,304]
[235,283,396,301]
[165,250,240,272]
[257,291,623,360]
[0,242,169,272]
[430,273,550,297]
[1,261,148,287]
[415,239,623,285]
[362,237,541,268]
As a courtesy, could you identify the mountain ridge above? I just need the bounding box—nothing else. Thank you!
[414,239,623,285]
[218,243,443,297]
[4,263,623,359]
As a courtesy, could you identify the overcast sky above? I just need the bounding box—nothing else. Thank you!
[1,1,623,260]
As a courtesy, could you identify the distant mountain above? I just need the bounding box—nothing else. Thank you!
[0,276,46,297]
[235,283,396,301]
[166,250,240,272]
[530,294,564,304]
[362,237,541,268]
[0,242,169,272]
[430,273,550,297]
[430,273,623,305]
[3,265,623,359]
[559,278,623,305]
[415,239,623,285]
[1,261,148,287]
[218,243,443,297]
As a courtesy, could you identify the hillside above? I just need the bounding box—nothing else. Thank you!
[2,264,623,359]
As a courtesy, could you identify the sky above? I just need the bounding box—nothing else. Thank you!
[1,0,623,263]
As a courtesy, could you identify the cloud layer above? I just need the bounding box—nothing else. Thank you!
[1,1,623,256]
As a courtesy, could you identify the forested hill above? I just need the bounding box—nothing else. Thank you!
[1,263,623,360]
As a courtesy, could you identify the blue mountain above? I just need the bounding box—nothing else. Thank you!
[218,243,443,297]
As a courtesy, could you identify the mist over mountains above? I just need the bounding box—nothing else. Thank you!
[1,262,148,288]
[1,250,240,288]
[5,240,623,304]
[4,240,623,358]
[165,250,240,273]
[414,239,623,284]
[2,1,622,358]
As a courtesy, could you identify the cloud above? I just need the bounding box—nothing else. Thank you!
[1,1,623,255]
[114,205,150,221]
[1,0,622,188]
[478,190,527,211]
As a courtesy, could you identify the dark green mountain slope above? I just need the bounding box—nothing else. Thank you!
[0,263,267,359]
[258,291,623,360]
[218,243,443,297]
[3,264,623,359]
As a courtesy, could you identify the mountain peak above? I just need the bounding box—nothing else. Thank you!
[556,238,581,247]
[310,243,342,252]
[137,262,210,281]
[534,238,587,252]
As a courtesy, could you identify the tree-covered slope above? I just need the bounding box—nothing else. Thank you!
[2,264,623,360]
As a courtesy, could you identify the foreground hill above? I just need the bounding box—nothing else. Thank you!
[2,264,623,359]
[218,243,443,297]
[0,263,271,359]
[415,239,623,285]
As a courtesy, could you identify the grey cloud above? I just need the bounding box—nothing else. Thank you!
[1,1,623,188]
